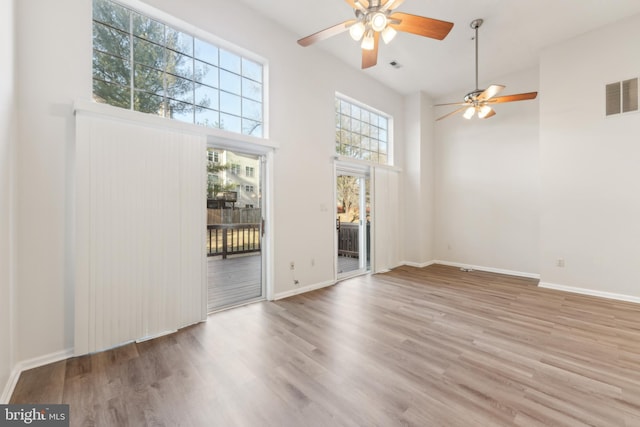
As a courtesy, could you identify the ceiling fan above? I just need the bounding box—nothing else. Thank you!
[435,19,538,121]
[297,0,454,69]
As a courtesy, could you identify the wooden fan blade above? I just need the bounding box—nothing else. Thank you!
[434,101,469,107]
[477,84,505,101]
[362,32,380,69]
[436,106,467,121]
[297,20,356,47]
[381,0,405,12]
[480,107,496,119]
[345,0,369,10]
[487,92,538,104]
[389,12,454,40]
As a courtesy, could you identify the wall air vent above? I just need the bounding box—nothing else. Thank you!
[606,78,638,116]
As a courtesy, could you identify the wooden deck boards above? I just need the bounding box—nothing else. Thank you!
[11,264,640,426]
[208,254,262,312]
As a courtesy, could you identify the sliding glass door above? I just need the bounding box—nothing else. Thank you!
[336,169,370,279]
[206,147,264,312]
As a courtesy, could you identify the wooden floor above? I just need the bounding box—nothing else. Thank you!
[11,264,640,426]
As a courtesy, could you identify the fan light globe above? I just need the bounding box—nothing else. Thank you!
[370,12,387,32]
[463,106,475,119]
[349,21,366,41]
[381,26,397,44]
[361,30,375,50]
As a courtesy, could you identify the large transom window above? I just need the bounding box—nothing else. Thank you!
[335,95,391,165]
[92,0,264,137]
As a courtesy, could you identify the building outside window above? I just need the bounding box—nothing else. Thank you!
[245,166,255,177]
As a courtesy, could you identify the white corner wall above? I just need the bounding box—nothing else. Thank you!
[403,92,435,266]
[13,0,405,365]
[539,13,640,299]
[433,67,540,276]
[0,0,17,403]
[15,0,91,363]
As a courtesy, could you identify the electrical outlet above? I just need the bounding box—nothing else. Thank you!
[311,258,315,267]
[294,279,299,286]
[556,258,565,268]
[290,261,295,270]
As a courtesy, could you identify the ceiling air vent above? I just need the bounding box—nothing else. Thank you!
[606,78,638,116]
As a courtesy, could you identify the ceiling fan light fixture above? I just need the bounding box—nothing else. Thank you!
[463,106,475,119]
[361,30,375,50]
[370,12,388,32]
[381,25,397,44]
[349,21,366,41]
[478,105,492,119]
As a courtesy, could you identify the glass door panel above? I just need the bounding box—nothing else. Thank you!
[206,147,264,312]
[336,171,370,278]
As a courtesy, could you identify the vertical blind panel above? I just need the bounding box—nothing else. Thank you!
[180,139,207,325]
[373,168,401,272]
[75,113,206,354]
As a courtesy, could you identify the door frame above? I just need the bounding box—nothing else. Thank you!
[207,137,274,303]
[334,161,374,281]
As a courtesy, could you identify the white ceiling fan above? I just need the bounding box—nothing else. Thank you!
[435,19,538,121]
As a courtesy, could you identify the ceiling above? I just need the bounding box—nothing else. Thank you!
[237,0,640,97]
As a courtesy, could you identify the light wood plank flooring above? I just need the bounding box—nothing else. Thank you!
[11,264,640,426]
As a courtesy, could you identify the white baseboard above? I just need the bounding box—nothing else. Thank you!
[432,260,540,280]
[539,282,640,304]
[274,280,335,300]
[1,348,74,404]
[401,260,436,269]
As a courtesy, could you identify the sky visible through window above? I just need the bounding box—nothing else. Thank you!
[92,0,264,137]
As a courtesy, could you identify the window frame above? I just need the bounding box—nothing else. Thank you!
[334,93,393,166]
[92,0,269,138]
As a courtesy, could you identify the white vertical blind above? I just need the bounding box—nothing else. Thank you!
[373,167,401,272]
[75,112,206,355]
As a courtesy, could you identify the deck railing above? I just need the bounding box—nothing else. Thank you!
[207,223,261,258]
[337,222,370,259]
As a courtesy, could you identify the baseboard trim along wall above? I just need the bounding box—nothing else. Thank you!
[426,260,541,280]
[401,260,436,269]
[539,282,640,304]
[274,280,335,300]
[1,348,74,404]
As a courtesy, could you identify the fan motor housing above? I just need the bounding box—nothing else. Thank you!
[464,90,484,103]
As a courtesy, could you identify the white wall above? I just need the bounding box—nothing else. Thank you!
[13,0,405,362]
[433,67,540,276]
[403,92,435,265]
[0,0,17,402]
[539,13,640,298]
[15,0,91,363]
[144,0,405,295]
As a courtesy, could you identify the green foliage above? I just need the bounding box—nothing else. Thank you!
[92,0,198,116]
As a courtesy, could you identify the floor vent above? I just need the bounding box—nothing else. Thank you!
[606,77,638,116]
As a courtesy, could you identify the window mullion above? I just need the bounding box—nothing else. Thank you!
[129,13,134,110]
